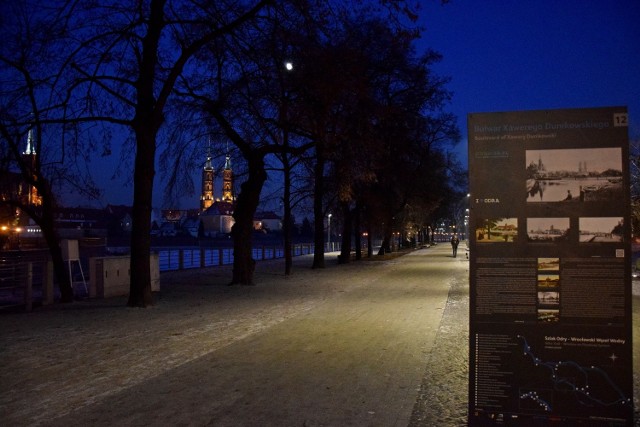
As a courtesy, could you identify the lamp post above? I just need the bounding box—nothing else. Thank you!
[327,213,332,251]
[464,208,470,241]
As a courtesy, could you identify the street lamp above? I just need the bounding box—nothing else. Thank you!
[327,213,332,251]
[465,208,470,241]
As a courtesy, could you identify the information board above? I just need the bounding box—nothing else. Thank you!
[467,107,633,426]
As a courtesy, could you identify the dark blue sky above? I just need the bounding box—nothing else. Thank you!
[418,0,640,165]
[90,0,640,208]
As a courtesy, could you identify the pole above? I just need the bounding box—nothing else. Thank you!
[327,213,332,252]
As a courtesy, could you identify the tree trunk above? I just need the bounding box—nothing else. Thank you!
[230,155,267,285]
[377,218,393,255]
[127,130,156,307]
[312,144,325,269]
[364,206,373,258]
[127,0,163,308]
[354,202,362,260]
[34,182,74,302]
[282,155,292,275]
[282,162,293,276]
[338,201,352,264]
[39,205,72,302]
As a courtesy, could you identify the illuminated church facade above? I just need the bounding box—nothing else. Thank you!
[1,129,42,229]
[199,152,237,236]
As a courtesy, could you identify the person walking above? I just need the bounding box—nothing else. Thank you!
[450,235,460,257]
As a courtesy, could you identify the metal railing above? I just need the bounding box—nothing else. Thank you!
[0,240,385,309]
[155,243,316,272]
[0,253,53,311]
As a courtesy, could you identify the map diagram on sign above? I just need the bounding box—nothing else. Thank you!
[516,336,631,413]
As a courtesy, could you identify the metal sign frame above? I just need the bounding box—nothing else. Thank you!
[467,107,633,426]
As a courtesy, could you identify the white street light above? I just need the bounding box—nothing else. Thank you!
[327,213,332,251]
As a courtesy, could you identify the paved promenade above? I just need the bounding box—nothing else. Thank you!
[0,244,637,426]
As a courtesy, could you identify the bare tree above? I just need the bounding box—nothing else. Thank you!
[3,0,453,300]
[0,1,96,303]
[56,0,273,304]
[292,17,460,260]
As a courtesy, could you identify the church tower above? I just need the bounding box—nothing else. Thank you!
[221,153,234,203]
[22,128,42,207]
[537,154,546,172]
[200,146,214,211]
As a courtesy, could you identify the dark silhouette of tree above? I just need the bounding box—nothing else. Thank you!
[0,2,99,303]
[57,0,273,303]
[287,15,461,262]
[173,2,318,285]
[3,0,456,300]
[176,1,426,280]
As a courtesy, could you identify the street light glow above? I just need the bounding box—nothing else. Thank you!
[285,61,293,71]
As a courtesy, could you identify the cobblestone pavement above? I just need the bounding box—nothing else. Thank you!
[0,245,637,426]
[409,262,469,426]
[0,245,460,426]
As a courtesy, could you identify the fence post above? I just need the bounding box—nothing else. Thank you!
[200,248,206,268]
[43,260,54,305]
[178,249,184,270]
[24,262,33,312]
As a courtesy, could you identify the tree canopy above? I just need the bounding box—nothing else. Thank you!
[1,0,462,305]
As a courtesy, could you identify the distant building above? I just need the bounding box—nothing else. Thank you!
[53,207,108,238]
[21,129,42,207]
[537,154,546,173]
[200,150,237,236]
[201,201,235,236]
[254,211,282,232]
[201,145,215,211]
[162,209,186,223]
[159,221,179,237]
[221,154,234,203]
[0,128,43,231]
[181,216,202,238]
[105,204,133,235]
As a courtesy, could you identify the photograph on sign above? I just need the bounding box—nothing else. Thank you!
[526,148,623,203]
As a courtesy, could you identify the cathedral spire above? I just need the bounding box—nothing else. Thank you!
[224,152,231,170]
[204,140,213,169]
[222,149,234,203]
[200,139,215,211]
[23,127,35,155]
[21,127,42,206]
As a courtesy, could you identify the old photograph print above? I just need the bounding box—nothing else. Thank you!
[527,218,570,242]
[475,217,518,243]
[578,217,624,243]
[537,257,559,271]
[526,148,622,203]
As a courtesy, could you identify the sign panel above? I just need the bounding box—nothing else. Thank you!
[468,107,633,426]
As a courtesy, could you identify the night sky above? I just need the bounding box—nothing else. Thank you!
[90,1,640,208]
[418,0,640,166]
